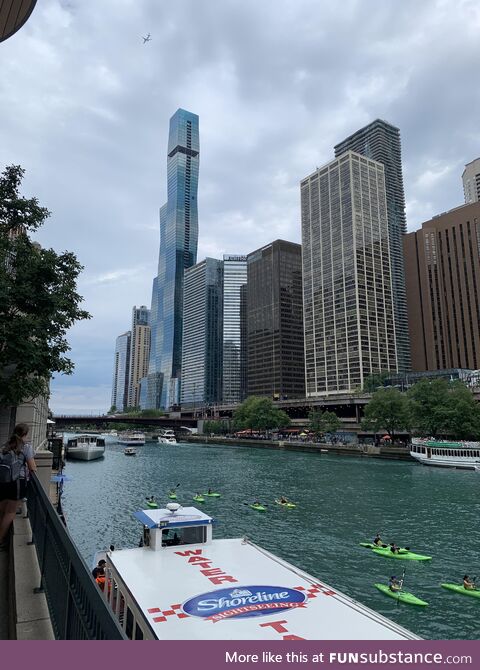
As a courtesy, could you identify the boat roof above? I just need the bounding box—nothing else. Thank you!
[134,506,214,529]
[107,527,419,640]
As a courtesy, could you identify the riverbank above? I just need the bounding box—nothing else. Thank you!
[183,435,414,460]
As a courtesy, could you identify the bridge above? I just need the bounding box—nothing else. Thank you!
[52,414,198,428]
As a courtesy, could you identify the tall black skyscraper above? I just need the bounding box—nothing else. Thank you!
[334,119,410,372]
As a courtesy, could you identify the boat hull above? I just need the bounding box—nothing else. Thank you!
[66,446,105,461]
[441,583,480,598]
[375,584,428,606]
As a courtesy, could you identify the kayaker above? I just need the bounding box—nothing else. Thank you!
[388,575,401,592]
[389,542,401,554]
[280,496,288,504]
[463,575,476,590]
[208,488,212,494]
[373,533,383,546]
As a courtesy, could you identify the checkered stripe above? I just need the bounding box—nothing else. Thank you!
[294,583,336,597]
[147,603,189,623]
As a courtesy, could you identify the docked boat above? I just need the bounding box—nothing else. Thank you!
[101,430,118,444]
[410,438,480,470]
[124,447,137,456]
[95,505,420,640]
[117,432,145,446]
[158,430,177,444]
[65,435,105,461]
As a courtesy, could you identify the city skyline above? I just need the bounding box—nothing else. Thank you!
[1,0,478,412]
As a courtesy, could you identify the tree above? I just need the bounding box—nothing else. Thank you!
[362,370,391,393]
[0,165,90,406]
[308,409,341,437]
[407,379,450,437]
[233,396,290,431]
[443,382,480,439]
[108,405,117,414]
[361,387,410,441]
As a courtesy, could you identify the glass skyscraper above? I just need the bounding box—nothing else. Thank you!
[334,119,410,372]
[111,331,131,412]
[181,258,223,406]
[144,109,199,409]
[222,255,247,404]
[301,151,397,395]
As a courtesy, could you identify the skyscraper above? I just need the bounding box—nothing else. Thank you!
[127,305,150,408]
[111,331,131,412]
[334,119,410,372]
[462,158,480,204]
[222,255,248,404]
[404,201,480,371]
[181,258,223,407]
[301,152,397,395]
[246,240,305,399]
[145,109,199,409]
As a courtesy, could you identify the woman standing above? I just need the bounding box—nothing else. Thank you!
[0,423,37,549]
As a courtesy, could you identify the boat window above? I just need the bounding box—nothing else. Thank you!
[117,591,125,625]
[126,607,134,639]
[162,525,206,546]
[134,623,144,640]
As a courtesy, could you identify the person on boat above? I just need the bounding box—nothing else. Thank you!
[463,575,476,590]
[389,542,401,554]
[208,488,212,495]
[280,496,288,504]
[92,559,106,579]
[388,575,401,592]
[373,533,383,546]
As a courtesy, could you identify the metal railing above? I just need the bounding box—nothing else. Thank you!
[27,474,126,640]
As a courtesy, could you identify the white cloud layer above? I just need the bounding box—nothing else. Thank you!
[1,0,479,412]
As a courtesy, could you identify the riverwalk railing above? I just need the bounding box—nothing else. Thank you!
[27,473,126,640]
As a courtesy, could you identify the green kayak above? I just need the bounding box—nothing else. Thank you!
[193,495,205,503]
[146,500,159,508]
[204,492,221,497]
[441,583,480,599]
[372,546,432,561]
[375,584,428,606]
[168,493,177,500]
[275,499,296,508]
[250,503,266,512]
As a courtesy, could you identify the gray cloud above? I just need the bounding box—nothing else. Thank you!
[1,0,478,412]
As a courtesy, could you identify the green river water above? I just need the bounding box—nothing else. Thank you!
[61,440,480,640]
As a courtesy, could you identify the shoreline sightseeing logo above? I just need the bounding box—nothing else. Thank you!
[182,585,307,623]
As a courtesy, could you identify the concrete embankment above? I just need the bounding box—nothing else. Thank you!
[183,435,414,461]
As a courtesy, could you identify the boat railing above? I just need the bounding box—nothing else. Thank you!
[27,473,126,640]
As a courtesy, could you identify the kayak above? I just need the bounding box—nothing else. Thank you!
[168,493,177,500]
[204,492,221,497]
[146,500,158,509]
[275,499,296,508]
[193,495,205,503]
[375,584,428,607]
[372,547,432,561]
[441,583,480,599]
[250,503,266,512]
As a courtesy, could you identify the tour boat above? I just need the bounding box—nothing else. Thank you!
[158,430,177,444]
[65,435,105,461]
[410,438,480,470]
[124,447,137,456]
[117,432,145,446]
[94,505,419,641]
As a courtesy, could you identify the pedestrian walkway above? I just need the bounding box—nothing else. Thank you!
[0,542,11,639]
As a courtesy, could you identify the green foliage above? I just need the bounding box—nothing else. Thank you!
[362,371,391,393]
[308,409,341,435]
[122,406,141,414]
[108,405,117,414]
[203,420,228,435]
[0,165,90,406]
[361,387,410,440]
[233,396,291,431]
[140,409,165,417]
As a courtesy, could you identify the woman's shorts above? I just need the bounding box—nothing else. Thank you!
[0,479,27,502]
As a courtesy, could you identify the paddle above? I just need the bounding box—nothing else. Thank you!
[396,568,406,607]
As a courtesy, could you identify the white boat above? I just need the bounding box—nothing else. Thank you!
[65,435,105,461]
[117,432,145,446]
[158,430,177,444]
[95,505,420,641]
[101,430,118,444]
[410,438,480,470]
[124,447,137,456]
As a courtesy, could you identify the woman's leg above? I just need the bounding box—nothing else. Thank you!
[0,499,18,544]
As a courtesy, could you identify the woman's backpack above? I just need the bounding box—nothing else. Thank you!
[0,449,25,484]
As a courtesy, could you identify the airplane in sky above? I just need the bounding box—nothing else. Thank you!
[142,33,151,44]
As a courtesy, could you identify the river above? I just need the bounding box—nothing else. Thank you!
[61,438,480,640]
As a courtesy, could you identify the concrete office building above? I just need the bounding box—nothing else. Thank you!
[246,240,305,399]
[181,258,223,407]
[222,255,248,404]
[301,151,397,396]
[334,119,410,372]
[127,306,150,408]
[404,202,480,371]
[111,331,131,412]
[462,158,480,204]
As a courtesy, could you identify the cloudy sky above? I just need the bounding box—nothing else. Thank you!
[1,0,479,414]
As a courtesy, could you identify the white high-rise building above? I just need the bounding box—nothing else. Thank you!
[111,331,131,412]
[462,158,480,204]
[300,151,398,396]
[127,306,150,408]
